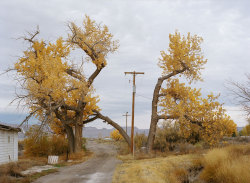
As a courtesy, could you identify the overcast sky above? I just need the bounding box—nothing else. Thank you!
[0,0,249,129]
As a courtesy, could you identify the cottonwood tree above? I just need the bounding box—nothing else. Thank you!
[13,16,131,153]
[147,31,236,151]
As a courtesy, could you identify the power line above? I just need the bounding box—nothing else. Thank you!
[136,93,152,100]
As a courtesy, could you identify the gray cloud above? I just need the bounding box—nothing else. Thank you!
[0,0,249,128]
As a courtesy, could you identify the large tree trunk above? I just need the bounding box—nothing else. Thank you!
[74,121,83,153]
[147,78,164,152]
[64,124,75,153]
[147,69,187,152]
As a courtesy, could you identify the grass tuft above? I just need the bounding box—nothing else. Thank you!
[200,144,250,183]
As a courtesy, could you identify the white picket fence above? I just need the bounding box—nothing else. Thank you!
[48,155,59,164]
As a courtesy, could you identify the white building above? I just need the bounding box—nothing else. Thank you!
[0,123,21,164]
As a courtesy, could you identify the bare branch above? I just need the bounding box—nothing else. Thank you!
[157,115,177,120]
[66,68,84,81]
[82,115,98,125]
[18,107,43,127]
[20,26,40,43]
[226,75,250,117]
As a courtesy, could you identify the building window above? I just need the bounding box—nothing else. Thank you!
[8,136,10,143]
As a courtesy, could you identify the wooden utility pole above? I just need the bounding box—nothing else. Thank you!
[124,71,144,154]
[122,112,131,133]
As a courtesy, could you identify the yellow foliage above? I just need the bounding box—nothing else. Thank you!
[159,31,207,82]
[68,15,119,69]
[157,31,236,145]
[14,15,118,135]
[159,79,236,145]
[240,124,250,136]
[110,130,124,141]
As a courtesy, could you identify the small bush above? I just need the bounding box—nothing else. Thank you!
[154,122,183,151]
[49,135,68,155]
[110,130,123,141]
[134,133,147,150]
[24,125,68,157]
[117,141,130,155]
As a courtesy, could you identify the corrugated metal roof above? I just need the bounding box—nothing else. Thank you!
[0,123,21,132]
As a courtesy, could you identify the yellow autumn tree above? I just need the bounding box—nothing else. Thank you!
[159,79,236,144]
[110,129,124,141]
[14,15,119,153]
[240,119,250,136]
[147,31,236,151]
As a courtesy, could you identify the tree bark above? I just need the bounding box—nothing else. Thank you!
[147,78,164,152]
[64,124,75,153]
[147,68,187,152]
[74,122,83,153]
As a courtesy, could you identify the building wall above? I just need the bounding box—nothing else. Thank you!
[0,130,18,164]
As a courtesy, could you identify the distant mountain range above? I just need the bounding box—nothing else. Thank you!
[83,126,149,138]
[0,122,245,140]
[0,122,149,139]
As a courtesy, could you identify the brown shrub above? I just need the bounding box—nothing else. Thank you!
[0,162,23,178]
[134,133,147,150]
[200,144,250,183]
[0,175,14,183]
[49,135,68,155]
[154,122,183,151]
[24,125,68,156]
[116,141,130,155]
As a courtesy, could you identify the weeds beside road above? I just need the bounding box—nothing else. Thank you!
[113,144,250,183]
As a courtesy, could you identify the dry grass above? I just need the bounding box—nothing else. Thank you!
[200,144,250,183]
[0,159,46,176]
[0,158,47,183]
[113,154,197,183]
[113,144,250,183]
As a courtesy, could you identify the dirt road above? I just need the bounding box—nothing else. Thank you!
[34,140,121,183]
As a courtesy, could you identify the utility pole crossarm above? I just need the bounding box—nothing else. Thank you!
[124,72,145,75]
